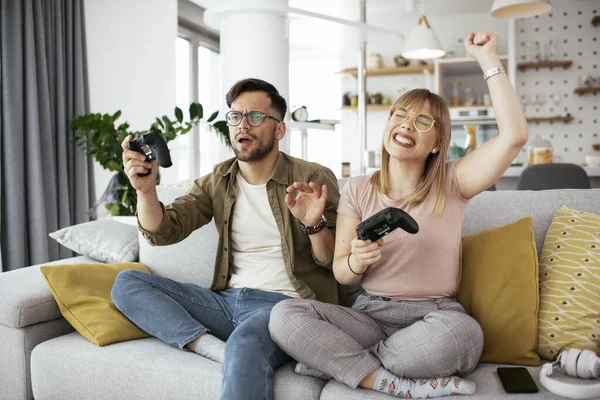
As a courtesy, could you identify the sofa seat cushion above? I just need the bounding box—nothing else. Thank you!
[319,363,568,399]
[31,332,326,400]
[0,256,98,328]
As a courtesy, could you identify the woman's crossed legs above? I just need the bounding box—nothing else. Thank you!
[269,295,483,398]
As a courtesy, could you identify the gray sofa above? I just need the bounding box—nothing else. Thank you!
[2,187,600,400]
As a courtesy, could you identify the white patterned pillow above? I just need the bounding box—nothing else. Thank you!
[50,219,139,263]
[537,206,600,360]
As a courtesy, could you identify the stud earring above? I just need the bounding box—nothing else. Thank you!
[431,149,437,154]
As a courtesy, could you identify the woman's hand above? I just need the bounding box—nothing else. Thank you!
[285,181,328,226]
[349,237,384,274]
[465,30,498,61]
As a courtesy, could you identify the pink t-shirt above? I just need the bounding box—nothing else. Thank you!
[338,161,469,301]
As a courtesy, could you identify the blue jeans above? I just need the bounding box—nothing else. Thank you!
[111,270,292,400]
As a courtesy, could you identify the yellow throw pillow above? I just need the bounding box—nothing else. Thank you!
[537,206,600,360]
[40,262,151,346]
[458,217,540,366]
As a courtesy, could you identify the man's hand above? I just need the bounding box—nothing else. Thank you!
[121,135,158,194]
[285,181,328,227]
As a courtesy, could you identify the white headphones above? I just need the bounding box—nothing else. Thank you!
[539,348,600,399]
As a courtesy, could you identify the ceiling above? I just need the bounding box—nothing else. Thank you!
[192,0,495,19]
[290,0,495,20]
[190,0,498,58]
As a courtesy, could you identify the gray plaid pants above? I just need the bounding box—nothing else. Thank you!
[269,293,483,389]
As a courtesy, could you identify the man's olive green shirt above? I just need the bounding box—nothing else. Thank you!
[140,152,341,305]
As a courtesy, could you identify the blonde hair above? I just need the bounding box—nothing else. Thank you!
[369,89,452,216]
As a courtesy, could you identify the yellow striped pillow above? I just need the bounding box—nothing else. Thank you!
[537,206,600,360]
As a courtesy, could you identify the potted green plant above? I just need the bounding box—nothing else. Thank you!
[72,103,231,216]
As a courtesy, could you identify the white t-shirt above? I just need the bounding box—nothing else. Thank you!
[227,172,299,297]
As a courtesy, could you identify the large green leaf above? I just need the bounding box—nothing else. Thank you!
[207,110,219,123]
[175,107,183,123]
[189,103,197,120]
[165,131,177,141]
[107,203,120,216]
[195,103,203,120]
[212,120,231,147]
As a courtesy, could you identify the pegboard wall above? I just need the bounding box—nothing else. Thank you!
[516,0,599,165]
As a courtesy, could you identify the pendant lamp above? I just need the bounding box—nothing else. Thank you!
[401,15,445,60]
[491,0,552,19]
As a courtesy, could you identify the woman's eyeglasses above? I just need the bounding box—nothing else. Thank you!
[390,105,436,133]
[225,111,281,127]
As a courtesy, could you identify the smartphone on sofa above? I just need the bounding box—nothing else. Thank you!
[497,367,539,393]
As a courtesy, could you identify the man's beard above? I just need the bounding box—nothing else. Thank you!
[233,128,277,162]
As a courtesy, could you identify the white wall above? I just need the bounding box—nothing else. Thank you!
[84,0,177,204]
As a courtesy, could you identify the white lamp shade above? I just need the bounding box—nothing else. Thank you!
[402,15,445,60]
[491,0,552,19]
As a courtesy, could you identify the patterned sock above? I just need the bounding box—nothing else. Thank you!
[294,362,332,380]
[372,368,476,398]
[194,334,226,364]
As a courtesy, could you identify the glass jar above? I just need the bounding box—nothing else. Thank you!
[341,162,351,178]
[545,39,557,61]
[528,135,553,165]
[524,41,534,63]
[451,81,461,107]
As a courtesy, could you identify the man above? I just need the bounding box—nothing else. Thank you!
[111,78,340,400]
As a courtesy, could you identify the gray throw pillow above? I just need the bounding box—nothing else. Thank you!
[49,219,139,263]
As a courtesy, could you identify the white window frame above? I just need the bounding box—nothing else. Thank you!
[177,26,219,179]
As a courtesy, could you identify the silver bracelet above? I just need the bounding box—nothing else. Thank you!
[483,66,506,81]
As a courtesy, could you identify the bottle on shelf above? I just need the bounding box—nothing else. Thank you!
[463,87,475,107]
[465,125,478,153]
[451,81,462,107]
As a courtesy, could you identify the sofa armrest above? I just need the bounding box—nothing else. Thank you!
[0,256,101,328]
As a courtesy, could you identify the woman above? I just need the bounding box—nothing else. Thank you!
[269,31,528,399]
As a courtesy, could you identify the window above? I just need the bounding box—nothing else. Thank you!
[175,36,191,182]
[288,57,343,177]
[175,28,224,183]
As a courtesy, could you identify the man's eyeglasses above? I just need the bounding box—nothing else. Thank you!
[389,105,437,133]
[225,111,281,127]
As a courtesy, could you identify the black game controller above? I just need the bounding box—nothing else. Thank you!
[127,131,172,176]
[356,207,419,242]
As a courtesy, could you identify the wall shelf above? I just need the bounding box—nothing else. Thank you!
[593,16,600,27]
[574,87,600,95]
[338,65,434,77]
[517,60,573,71]
[341,104,391,112]
[526,114,574,124]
